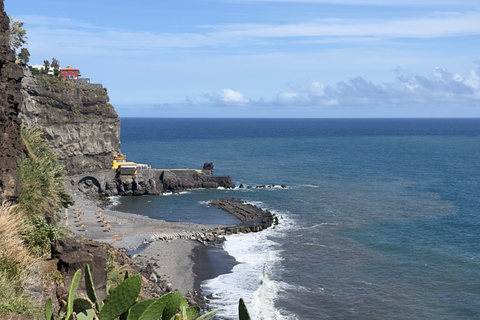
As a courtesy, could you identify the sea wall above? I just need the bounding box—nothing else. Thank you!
[0,8,24,202]
[20,70,121,175]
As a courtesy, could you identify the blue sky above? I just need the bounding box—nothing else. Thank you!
[6,0,480,117]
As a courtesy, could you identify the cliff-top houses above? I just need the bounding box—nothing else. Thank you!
[60,66,81,80]
[29,64,82,80]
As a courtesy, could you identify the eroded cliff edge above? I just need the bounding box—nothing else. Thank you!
[0,7,23,202]
[20,70,121,175]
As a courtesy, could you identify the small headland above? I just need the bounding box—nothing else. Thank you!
[70,162,235,197]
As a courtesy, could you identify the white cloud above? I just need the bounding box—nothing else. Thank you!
[221,89,249,104]
[191,66,480,108]
[210,11,480,39]
[197,89,250,106]
[20,10,480,58]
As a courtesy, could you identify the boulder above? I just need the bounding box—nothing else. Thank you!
[52,239,108,301]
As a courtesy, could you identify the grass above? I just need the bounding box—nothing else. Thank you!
[0,203,31,279]
[0,272,40,317]
[0,204,40,317]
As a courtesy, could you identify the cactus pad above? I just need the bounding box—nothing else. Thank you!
[238,298,251,320]
[99,274,141,320]
[196,309,218,320]
[66,269,82,320]
[44,298,53,320]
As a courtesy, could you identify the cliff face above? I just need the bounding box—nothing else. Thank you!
[20,71,121,175]
[0,5,23,202]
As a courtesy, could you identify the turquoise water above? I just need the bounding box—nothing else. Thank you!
[115,118,480,319]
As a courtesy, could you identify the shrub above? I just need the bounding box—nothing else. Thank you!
[23,216,64,256]
[17,126,74,223]
[46,265,252,320]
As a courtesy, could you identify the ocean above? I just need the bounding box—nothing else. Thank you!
[113,118,480,320]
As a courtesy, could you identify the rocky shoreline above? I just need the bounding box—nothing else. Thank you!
[65,188,279,309]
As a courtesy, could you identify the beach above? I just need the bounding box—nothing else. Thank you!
[65,189,230,295]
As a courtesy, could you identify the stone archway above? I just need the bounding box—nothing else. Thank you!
[77,176,101,195]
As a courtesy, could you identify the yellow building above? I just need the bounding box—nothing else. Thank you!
[113,154,138,175]
[117,162,138,175]
[112,154,127,170]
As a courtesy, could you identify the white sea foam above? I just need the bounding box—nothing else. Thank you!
[201,210,298,319]
[108,195,121,207]
[161,190,191,196]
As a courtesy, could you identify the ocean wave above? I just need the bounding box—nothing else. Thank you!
[233,184,290,190]
[161,190,191,196]
[201,210,298,319]
[107,195,121,207]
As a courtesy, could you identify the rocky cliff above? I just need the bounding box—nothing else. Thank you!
[20,71,121,175]
[0,5,24,202]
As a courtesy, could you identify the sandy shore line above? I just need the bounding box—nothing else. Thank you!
[65,190,230,294]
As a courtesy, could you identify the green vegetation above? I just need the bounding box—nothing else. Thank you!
[34,73,72,91]
[0,271,40,316]
[47,265,251,320]
[0,203,41,317]
[18,47,30,65]
[51,57,60,74]
[23,216,65,256]
[106,250,131,293]
[8,16,27,53]
[17,126,74,224]
[0,126,75,317]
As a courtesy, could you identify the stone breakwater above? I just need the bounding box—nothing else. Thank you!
[210,198,278,234]
[124,198,277,247]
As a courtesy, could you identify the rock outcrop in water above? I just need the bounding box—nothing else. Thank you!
[0,7,24,202]
[20,70,121,175]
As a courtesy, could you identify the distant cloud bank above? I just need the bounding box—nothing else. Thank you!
[189,66,480,108]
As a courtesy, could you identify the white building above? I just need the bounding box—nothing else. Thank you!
[29,64,57,75]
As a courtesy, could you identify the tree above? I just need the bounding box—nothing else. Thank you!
[51,58,60,73]
[43,60,50,73]
[18,48,30,66]
[8,16,27,52]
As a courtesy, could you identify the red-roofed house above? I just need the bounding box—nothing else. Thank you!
[60,66,81,80]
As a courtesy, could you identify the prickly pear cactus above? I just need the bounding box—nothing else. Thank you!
[45,298,53,320]
[238,298,251,320]
[75,308,96,320]
[99,274,142,320]
[161,291,184,320]
[126,298,161,320]
[66,269,82,320]
[185,305,200,319]
[196,309,218,320]
[73,297,94,314]
[85,264,101,311]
